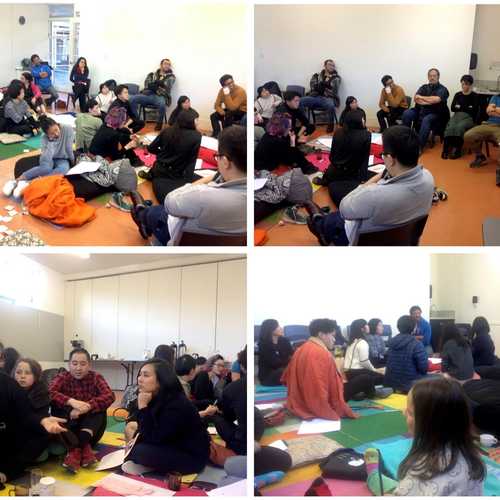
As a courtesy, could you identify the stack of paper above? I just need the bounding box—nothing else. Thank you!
[297,418,341,435]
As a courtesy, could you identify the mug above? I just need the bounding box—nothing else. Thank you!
[167,471,182,491]
[38,477,56,496]
[480,434,498,447]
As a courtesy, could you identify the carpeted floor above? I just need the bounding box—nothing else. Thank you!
[255,125,500,246]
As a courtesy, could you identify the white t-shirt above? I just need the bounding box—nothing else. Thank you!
[97,91,116,113]
[344,338,376,371]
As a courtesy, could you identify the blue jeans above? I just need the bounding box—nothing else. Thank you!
[130,93,167,123]
[141,205,171,245]
[311,211,349,246]
[40,84,59,105]
[300,96,336,124]
[402,108,439,148]
[22,158,70,181]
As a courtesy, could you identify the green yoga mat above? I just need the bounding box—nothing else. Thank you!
[24,134,43,149]
[0,141,38,161]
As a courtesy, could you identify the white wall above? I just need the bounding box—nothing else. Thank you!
[78,1,248,129]
[471,5,500,83]
[0,4,49,83]
[255,4,476,126]
[254,249,430,336]
[431,253,500,353]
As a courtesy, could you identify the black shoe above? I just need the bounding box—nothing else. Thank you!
[129,191,150,240]
[441,150,448,160]
[303,201,329,246]
[138,169,153,180]
[326,123,334,134]
[449,149,462,160]
[130,156,145,168]
[470,154,488,168]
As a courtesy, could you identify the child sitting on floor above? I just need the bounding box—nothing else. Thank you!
[364,377,485,496]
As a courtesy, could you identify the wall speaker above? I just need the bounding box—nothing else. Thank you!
[470,53,478,70]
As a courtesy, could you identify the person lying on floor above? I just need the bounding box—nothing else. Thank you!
[276,91,315,143]
[338,96,366,126]
[89,106,143,166]
[364,377,485,496]
[282,318,372,420]
[121,358,210,476]
[384,315,429,393]
[440,325,475,382]
[254,112,317,174]
[366,318,387,368]
[139,109,202,203]
[0,371,67,485]
[344,319,392,398]
[3,115,74,200]
[257,319,294,386]
[75,98,103,153]
[212,347,247,456]
[49,348,115,473]
[3,79,40,136]
[192,354,227,404]
[130,125,247,245]
[20,72,46,115]
[305,125,434,246]
[168,95,198,126]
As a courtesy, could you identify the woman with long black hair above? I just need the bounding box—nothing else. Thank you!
[70,57,90,112]
[167,96,199,126]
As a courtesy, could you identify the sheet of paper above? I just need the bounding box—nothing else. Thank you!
[371,132,383,145]
[66,161,101,176]
[194,158,204,170]
[0,216,12,223]
[368,164,385,174]
[207,479,247,496]
[298,418,341,435]
[317,137,333,149]
[208,426,218,435]
[0,225,8,233]
[4,205,14,211]
[94,448,125,471]
[268,439,288,451]
[94,473,175,496]
[201,135,219,151]
[429,357,442,364]
[143,133,158,144]
[47,113,76,128]
[255,403,283,411]
[254,178,267,191]
[8,210,17,217]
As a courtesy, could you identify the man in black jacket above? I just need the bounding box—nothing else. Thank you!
[276,91,315,142]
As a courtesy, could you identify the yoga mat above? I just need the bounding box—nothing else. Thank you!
[0,142,37,161]
[256,385,288,394]
[377,393,408,411]
[24,135,43,149]
[255,394,287,404]
[261,463,321,492]
[262,476,371,496]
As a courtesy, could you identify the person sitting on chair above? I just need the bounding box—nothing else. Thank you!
[49,348,115,473]
[210,74,247,138]
[301,59,341,133]
[442,75,479,160]
[276,91,315,142]
[75,98,103,153]
[130,59,176,131]
[377,75,409,132]
[409,305,433,354]
[20,72,46,115]
[338,96,366,126]
[3,79,40,136]
[30,54,59,107]
[108,84,145,134]
[402,68,449,150]
[69,57,90,112]
[305,125,434,246]
[254,84,282,127]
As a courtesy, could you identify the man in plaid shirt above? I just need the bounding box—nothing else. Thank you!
[50,348,115,473]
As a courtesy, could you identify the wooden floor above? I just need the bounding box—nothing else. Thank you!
[256,126,500,246]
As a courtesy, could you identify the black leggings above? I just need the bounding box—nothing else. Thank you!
[73,84,88,112]
[255,446,292,476]
[259,368,285,387]
[51,408,107,448]
[6,117,38,136]
[344,369,384,400]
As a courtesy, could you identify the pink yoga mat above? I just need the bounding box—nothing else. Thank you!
[263,477,371,496]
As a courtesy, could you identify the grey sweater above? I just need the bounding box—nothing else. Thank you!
[340,166,434,244]
[4,99,30,124]
[40,124,75,166]
[441,339,474,380]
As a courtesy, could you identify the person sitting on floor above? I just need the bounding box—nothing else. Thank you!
[192,354,227,403]
[402,68,450,150]
[314,109,371,205]
[282,318,369,420]
[442,74,479,159]
[121,358,210,475]
[366,318,387,368]
[3,79,40,136]
[276,91,315,142]
[20,72,46,115]
[377,75,409,132]
[75,98,103,153]
[30,54,59,107]
[0,371,67,485]
[130,125,246,245]
[301,59,341,133]
[108,84,145,134]
[409,305,433,353]
[344,319,391,399]
[212,347,247,456]
[3,115,74,200]
[305,125,434,246]
[168,95,199,126]
[140,109,202,203]
[440,325,474,382]
[254,112,317,175]
[255,84,282,127]
[364,377,485,496]
[338,96,366,126]
[471,316,500,369]
[49,348,115,473]
[130,58,176,131]
[89,106,142,166]
[257,319,294,386]
[69,57,90,112]
[464,91,500,168]
[96,81,116,117]
[210,74,247,138]
[384,315,429,393]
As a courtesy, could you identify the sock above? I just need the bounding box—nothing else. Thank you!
[364,448,399,496]
[78,430,93,447]
[304,477,332,496]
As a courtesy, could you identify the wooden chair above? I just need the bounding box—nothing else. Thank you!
[177,231,247,246]
[356,215,428,246]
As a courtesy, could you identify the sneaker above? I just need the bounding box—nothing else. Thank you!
[283,206,308,225]
[13,180,30,200]
[3,179,17,197]
[312,175,324,186]
[62,448,81,473]
[121,460,155,476]
[470,154,488,168]
[81,444,97,468]
[110,192,133,212]
[374,387,394,399]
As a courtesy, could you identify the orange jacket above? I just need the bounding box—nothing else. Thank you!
[23,175,96,227]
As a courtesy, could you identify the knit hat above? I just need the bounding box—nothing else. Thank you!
[113,162,137,192]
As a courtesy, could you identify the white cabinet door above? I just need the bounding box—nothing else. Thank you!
[179,263,217,356]
[117,272,148,360]
[91,276,119,359]
[146,268,181,352]
[64,281,75,360]
[216,260,247,360]
[73,280,92,354]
